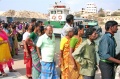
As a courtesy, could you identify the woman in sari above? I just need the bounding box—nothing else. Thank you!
[12,25,18,55]
[0,23,16,77]
[22,23,33,79]
[59,27,74,79]
[26,22,43,79]
[3,23,14,57]
[69,25,84,79]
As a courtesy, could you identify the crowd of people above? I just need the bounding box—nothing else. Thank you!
[0,14,120,79]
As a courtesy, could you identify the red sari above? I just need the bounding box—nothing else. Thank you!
[24,45,32,77]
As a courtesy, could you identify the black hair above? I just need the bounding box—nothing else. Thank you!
[35,22,40,27]
[12,25,16,29]
[3,23,8,29]
[73,25,84,35]
[37,21,43,24]
[25,23,30,30]
[66,14,74,23]
[40,26,44,34]
[85,27,96,38]
[31,18,36,23]
[105,20,118,31]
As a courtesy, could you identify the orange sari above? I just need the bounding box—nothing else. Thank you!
[69,37,83,79]
[60,37,70,79]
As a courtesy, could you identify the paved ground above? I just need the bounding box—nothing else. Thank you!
[0,48,27,79]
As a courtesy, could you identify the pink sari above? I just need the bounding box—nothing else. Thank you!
[0,30,14,71]
[0,30,8,41]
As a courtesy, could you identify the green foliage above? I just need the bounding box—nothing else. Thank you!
[111,12,120,16]
[98,8,105,17]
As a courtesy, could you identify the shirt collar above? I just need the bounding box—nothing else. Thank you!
[66,23,71,27]
[44,33,53,39]
[105,32,113,37]
[87,39,95,45]
[44,33,49,38]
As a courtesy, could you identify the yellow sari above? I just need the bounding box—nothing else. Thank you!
[60,37,71,79]
[0,37,13,65]
[69,37,83,79]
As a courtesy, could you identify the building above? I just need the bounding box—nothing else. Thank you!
[0,11,5,15]
[86,3,97,14]
[105,10,112,16]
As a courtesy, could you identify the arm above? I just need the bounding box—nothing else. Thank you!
[108,57,120,64]
[36,47,42,59]
[70,48,77,67]
[23,40,30,57]
[70,38,78,69]
[72,43,88,67]
[0,40,7,45]
[59,50,63,67]
[36,36,43,59]
[26,32,36,47]
[59,38,65,66]
[7,40,12,52]
[26,37,35,47]
[5,30,13,37]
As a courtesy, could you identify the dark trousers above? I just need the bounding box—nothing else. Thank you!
[83,76,95,79]
[99,61,114,79]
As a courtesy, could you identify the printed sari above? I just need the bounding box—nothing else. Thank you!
[29,32,41,79]
[0,30,13,70]
[60,37,70,79]
[69,37,83,79]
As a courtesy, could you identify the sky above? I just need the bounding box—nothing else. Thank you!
[0,0,120,13]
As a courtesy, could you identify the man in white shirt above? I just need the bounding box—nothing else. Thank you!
[36,25,59,79]
[61,14,74,38]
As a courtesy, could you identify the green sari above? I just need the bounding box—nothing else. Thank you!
[29,32,41,79]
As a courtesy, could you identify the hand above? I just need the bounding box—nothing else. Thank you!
[39,56,42,59]
[118,60,120,64]
[10,47,12,52]
[58,58,63,67]
[73,63,77,70]
[26,50,30,58]
[4,40,8,43]
[26,54,30,58]
[58,60,61,67]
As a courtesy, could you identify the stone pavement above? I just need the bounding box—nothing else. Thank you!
[0,67,27,79]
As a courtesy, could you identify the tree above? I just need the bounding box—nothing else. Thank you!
[98,8,105,17]
[111,12,120,16]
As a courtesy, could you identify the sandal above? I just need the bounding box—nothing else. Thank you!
[28,77,32,79]
[2,73,8,77]
[26,75,32,79]
[9,69,17,72]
